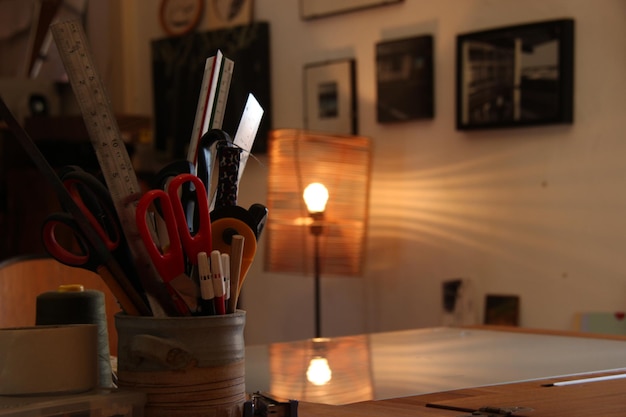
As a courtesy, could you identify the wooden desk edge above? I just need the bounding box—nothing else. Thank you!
[298,368,626,416]
[460,324,626,341]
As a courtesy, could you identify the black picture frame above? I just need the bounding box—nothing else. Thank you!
[484,294,520,326]
[376,34,434,123]
[151,22,271,158]
[456,19,574,130]
[303,59,357,135]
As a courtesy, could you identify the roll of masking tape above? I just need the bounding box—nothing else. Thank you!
[0,324,98,395]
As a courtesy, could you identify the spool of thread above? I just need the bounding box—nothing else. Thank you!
[36,284,113,388]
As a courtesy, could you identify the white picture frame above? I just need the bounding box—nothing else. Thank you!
[303,59,357,135]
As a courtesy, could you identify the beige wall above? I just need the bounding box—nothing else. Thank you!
[109,0,626,344]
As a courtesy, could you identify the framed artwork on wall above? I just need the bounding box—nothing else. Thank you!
[300,0,403,20]
[304,59,357,135]
[484,294,520,326]
[376,34,434,123]
[152,22,271,157]
[456,18,574,130]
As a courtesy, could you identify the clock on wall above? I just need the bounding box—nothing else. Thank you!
[159,0,204,36]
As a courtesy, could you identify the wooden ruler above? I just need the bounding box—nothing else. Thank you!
[50,20,176,316]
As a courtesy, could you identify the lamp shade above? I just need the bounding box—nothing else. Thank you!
[265,129,371,276]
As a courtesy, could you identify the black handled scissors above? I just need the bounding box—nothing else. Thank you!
[154,129,232,234]
[41,167,150,315]
[0,98,154,316]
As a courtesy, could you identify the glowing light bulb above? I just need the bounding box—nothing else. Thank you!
[306,357,332,386]
[303,183,329,213]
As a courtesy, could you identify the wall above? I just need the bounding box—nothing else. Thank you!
[113,0,626,345]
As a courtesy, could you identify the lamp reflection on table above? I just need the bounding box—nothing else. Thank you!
[246,327,626,406]
[268,335,373,405]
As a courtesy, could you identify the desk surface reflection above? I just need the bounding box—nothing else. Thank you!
[245,326,626,405]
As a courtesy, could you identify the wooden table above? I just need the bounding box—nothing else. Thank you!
[298,369,626,416]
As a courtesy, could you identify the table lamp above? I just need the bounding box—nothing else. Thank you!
[265,129,372,338]
[303,182,328,338]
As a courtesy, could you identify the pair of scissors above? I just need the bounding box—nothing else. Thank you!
[136,173,212,315]
[41,167,151,316]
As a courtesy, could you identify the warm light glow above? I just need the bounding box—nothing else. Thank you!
[269,335,373,405]
[303,183,329,213]
[306,357,332,386]
[266,129,371,276]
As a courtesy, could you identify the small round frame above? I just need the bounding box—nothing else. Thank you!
[159,0,204,36]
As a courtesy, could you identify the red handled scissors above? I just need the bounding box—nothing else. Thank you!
[41,167,150,316]
[136,173,212,314]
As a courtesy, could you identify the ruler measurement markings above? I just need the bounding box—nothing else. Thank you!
[187,57,215,164]
[55,23,135,197]
[202,54,222,135]
[51,20,177,316]
[54,24,138,226]
[212,59,233,130]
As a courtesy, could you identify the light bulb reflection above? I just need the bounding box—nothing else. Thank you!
[306,357,332,386]
[303,183,329,213]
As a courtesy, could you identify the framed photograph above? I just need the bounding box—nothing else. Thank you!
[300,0,403,20]
[456,19,574,130]
[376,35,434,123]
[484,295,520,326]
[304,59,357,135]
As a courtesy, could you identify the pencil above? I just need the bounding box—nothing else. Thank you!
[228,234,244,313]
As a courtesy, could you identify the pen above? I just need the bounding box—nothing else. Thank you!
[197,251,216,315]
[221,252,231,304]
[542,373,626,387]
[210,250,226,315]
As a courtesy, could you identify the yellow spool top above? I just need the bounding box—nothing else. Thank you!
[57,284,85,292]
